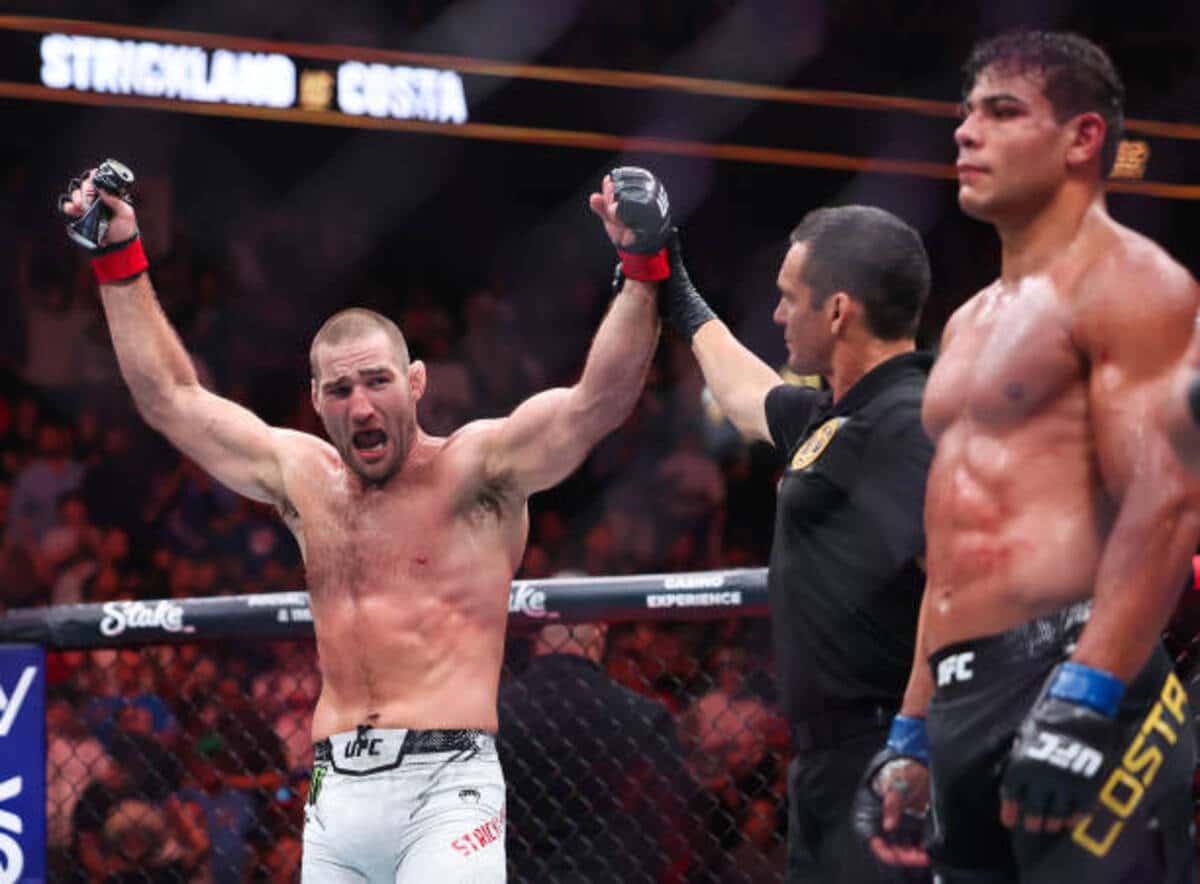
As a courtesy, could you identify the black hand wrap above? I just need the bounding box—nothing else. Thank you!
[1189,374,1200,426]
[611,166,671,281]
[1002,662,1123,823]
[658,231,716,342]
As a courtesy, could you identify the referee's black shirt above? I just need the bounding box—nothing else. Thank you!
[765,351,934,723]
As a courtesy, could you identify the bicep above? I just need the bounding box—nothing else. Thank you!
[485,387,597,495]
[155,384,288,504]
[1088,269,1200,493]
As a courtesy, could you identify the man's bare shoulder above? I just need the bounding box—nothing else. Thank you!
[271,428,341,484]
[939,281,1001,346]
[1094,223,1196,299]
[436,418,529,503]
[435,420,495,458]
[271,427,338,459]
[1076,223,1200,361]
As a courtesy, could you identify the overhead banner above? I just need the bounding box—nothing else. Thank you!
[0,15,1195,196]
[35,30,469,123]
[0,645,45,884]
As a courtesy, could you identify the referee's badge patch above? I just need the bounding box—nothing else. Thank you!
[790,417,847,470]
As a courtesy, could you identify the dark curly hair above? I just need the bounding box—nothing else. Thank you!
[963,31,1125,174]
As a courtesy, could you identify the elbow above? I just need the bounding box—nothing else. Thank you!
[131,386,175,430]
[132,380,193,432]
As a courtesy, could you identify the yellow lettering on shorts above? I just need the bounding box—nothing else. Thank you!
[1099,768,1144,817]
[1122,729,1164,786]
[1160,672,1187,727]
[1073,815,1124,858]
[1071,671,1185,858]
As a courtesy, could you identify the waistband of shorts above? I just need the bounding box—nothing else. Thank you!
[927,600,1093,700]
[314,727,494,775]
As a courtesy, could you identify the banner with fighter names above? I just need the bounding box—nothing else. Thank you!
[0,15,1194,196]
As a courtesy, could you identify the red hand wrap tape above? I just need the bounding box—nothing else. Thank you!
[92,237,149,284]
[618,248,669,281]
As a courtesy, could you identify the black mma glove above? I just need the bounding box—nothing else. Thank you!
[57,159,147,283]
[660,232,717,342]
[58,159,135,250]
[852,716,930,853]
[1001,661,1124,825]
[611,166,672,281]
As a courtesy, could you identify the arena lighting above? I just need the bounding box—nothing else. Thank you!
[0,15,1197,198]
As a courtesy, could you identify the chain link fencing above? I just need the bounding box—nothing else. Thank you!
[43,616,788,883]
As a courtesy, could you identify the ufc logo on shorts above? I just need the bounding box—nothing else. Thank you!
[936,652,974,687]
[1024,732,1103,778]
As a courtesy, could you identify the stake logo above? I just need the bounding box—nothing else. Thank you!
[508,583,557,619]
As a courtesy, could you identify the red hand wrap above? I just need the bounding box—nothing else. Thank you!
[618,248,669,281]
[91,236,149,284]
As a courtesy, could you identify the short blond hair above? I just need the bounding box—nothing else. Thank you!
[309,308,410,381]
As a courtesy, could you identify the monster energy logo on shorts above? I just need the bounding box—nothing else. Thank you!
[309,764,327,806]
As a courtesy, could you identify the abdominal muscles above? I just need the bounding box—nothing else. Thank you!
[922,414,1110,647]
[304,530,515,739]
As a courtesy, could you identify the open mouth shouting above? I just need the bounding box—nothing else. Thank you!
[352,428,389,462]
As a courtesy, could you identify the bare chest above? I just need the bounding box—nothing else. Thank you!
[289,480,520,600]
[925,287,1085,437]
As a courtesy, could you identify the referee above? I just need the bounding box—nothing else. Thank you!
[652,196,934,883]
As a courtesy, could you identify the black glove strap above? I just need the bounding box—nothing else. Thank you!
[661,232,716,342]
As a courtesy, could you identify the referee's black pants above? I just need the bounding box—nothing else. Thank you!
[786,723,931,884]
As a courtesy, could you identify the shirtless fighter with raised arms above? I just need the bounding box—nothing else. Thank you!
[854,31,1200,883]
[60,162,673,882]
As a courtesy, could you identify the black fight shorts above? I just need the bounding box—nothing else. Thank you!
[924,602,1195,884]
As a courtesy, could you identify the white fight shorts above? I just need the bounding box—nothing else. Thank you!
[303,727,507,883]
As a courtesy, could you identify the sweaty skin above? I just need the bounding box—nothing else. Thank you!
[871,65,1200,860]
[1166,326,1200,475]
[918,68,1200,669]
[921,218,1193,649]
[278,412,529,738]
[73,171,659,741]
